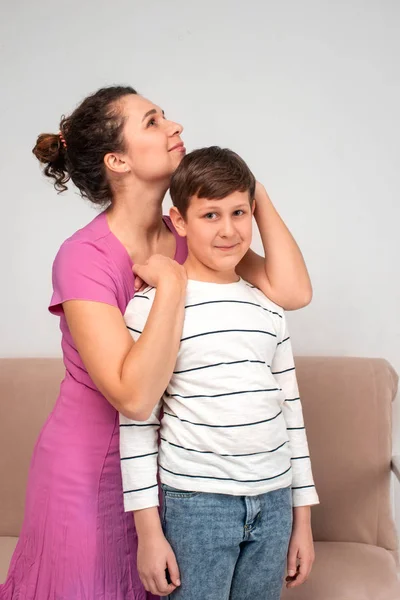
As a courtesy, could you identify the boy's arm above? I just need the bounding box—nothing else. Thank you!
[236,182,312,311]
[119,401,162,511]
[272,314,318,588]
[271,313,319,508]
[120,404,181,596]
[134,507,181,596]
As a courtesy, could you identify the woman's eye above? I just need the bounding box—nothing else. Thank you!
[147,118,157,127]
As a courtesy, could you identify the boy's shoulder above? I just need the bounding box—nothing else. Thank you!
[123,278,286,323]
[239,279,285,319]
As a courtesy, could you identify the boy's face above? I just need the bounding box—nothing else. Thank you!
[171,190,254,277]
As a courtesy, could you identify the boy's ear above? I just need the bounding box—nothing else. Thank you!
[169,206,187,238]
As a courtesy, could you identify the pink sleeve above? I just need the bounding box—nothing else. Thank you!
[49,240,119,316]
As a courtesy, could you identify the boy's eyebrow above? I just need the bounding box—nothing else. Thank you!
[197,202,250,211]
[142,108,165,122]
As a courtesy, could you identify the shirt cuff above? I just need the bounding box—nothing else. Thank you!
[292,486,320,507]
[123,487,160,512]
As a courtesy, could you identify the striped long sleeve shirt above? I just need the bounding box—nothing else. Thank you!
[120,278,319,511]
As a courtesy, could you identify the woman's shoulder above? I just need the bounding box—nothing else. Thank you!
[49,212,126,314]
[53,211,126,271]
[59,210,109,249]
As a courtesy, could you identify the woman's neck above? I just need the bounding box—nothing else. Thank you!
[106,181,170,262]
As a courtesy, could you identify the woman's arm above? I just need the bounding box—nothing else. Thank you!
[63,255,187,421]
[236,183,312,310]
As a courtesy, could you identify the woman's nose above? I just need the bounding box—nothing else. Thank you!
[168,120,183,136]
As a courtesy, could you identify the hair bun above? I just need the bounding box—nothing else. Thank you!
[32,133,64,164]
[32,132,70,192]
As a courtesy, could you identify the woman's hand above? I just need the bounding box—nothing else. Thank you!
[137,529,181,596]
[285,514,315,588]
[133,254,187,291]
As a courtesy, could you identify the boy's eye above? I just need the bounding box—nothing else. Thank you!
[234,210,245,216]
[204,213,217,220]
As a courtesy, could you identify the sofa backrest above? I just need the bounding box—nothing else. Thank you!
[0,358,65,536]
[295,356,398,555]
[0,356,398,557]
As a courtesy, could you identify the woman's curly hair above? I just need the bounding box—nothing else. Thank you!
[32,85,137,206]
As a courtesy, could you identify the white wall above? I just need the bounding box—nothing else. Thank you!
[1,0,399,527]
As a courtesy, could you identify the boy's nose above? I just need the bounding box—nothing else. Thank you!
[219,221,237,240]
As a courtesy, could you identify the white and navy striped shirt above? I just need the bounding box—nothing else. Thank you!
[120,278,319,511]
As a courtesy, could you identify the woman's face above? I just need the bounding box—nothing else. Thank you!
[118,94,185,183]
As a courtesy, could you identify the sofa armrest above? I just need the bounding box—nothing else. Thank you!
[392,456,400,482]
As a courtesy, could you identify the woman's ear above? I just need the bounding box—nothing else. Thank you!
[169,206,187,238]
[104,152,130,174]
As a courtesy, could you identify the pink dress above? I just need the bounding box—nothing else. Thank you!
[0,211,188,600]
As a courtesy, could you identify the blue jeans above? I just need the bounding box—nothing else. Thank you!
[161,485,293,600]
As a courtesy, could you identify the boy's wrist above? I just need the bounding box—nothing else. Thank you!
[254,181,272,216]
[134,506,164,539]
[292,505,312,527]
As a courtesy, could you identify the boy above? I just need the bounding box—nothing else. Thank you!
[120,147,319,599]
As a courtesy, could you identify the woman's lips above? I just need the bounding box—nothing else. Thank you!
[169,143,186,152]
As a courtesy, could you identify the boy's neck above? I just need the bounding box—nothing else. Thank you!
[184,256,239,284]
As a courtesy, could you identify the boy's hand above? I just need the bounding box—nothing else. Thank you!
[286,514,315,588]
[137,530,181,596]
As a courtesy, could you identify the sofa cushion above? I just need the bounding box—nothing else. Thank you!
[0,536,18,584]
[280,541,400,600]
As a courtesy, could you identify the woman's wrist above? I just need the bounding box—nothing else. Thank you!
[157,277,186,303]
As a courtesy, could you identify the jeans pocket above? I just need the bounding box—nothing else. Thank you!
[161,483,200,499]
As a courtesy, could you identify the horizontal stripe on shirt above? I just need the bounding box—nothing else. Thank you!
[120,278,319,507]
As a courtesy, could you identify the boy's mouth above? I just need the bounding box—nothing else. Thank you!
[214,243,240,251]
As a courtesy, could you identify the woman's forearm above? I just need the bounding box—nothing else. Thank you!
[64,277,186,422]
[120,280,186,420]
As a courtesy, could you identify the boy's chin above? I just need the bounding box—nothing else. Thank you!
[208,259,242,273]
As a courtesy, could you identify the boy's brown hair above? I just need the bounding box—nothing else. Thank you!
[170,146,256,218]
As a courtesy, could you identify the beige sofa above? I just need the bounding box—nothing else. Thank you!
[0,356,399,599]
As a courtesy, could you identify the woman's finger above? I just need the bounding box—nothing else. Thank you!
[134,274,145,291]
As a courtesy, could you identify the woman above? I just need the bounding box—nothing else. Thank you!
[0,86,312,600]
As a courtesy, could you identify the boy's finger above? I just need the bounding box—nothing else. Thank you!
[286,549,298,577]
[153,571,173,596]
[160,584,178,597]
[297,558,312,584]
[167,553,181,587]
[140,577,150,593]
[286,564,300,587]
[287,561,309,588]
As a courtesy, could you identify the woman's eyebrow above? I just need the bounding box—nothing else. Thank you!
[142,108,165,122]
